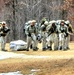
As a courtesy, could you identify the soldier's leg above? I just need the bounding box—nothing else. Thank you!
[58,33,62,50]
[42,39,47,51]
[65,35,70,49]
[31,40,39,50]
[30,41,33,49]
[0,37,3,50]
[32,35,38,51]
[62,38,65,50]
[42,34,47,51]
[48,41,52,50]
[54,34,58,50]
[1,37,6,51]
[26,36,32,51]
[47,34,52,50]
[36,33,42,49]
[36,40,39,49]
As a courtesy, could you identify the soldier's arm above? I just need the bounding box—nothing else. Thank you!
[4,27,10,33]
[69,24,74,33]
[25,26,29,35]
[0,27,2,32]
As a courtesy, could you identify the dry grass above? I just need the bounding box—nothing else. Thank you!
[0,42,74,75]
[0,58,74,75]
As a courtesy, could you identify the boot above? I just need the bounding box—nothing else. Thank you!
[47,46,52,51]
[42,48,47,51]
[33,48,38,51]
[59,46,62,50]
[66,47,70,50]
[30,44,32,49]
[2,49,7,51]
[26,48,29,51]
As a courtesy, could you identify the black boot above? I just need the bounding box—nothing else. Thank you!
[66,47,70,50]
[30,44,32,49]
[26,48,29,51]
[47,46,52,51]
[2,49,7,51]
[59,46,62,50]
[36,47,39,50]
[54,47,58,51]
[33,48,38,51]
[42,48,47,51]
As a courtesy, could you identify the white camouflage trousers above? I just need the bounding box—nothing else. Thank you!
[0,36,6,50]
[46,33,58,50]
[58,33,65,50]
[64,35,70,49]
[42,32,48,49]
[27,33,37,50]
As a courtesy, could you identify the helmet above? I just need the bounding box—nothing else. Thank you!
[41,17,47,22]
[44,21,48,25]
[60,20,65,26]
[2,21,6,25]
[65,20,70,24]
[31,20,36,23]
[61,20,65,23]
[49,20,56,24]
[56,20,61,25]
[60,20,65,24]
[27,20,32,25]
[31,20,36,26]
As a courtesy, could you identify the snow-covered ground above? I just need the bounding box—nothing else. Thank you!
[0,51,50,60]
[0,50,74,75]
[0,71,23,75]
[0,51,74,60]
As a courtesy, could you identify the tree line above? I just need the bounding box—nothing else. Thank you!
[0,0,74,42]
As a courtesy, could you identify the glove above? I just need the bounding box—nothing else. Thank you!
[61,30,65,33]
[23,29,25,32]
[65,33,68,37]
[4,29,10,33]
[42,26,46,31]
[28,33,31,36]
[1,33,6,36]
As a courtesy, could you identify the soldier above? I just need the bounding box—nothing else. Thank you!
[34,22,41,50]
[46,20,58,50]
[57,20,68,50]
[0,21,10,51]
[41,17,47,25]
[41,21,48,51]
[65,20,74,50]
[26,20,38,51]
[24,21,32,36]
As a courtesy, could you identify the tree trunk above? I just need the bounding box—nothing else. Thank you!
[0,0,74,42]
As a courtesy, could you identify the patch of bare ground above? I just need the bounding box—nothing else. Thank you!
[0,58,74,75]
[0,42,74,75]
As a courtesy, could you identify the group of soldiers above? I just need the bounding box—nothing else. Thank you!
[0,21,10,51]
[0,18,73,52]
[24,18,74,51]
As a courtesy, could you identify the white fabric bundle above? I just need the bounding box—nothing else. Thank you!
[10,40,27,51]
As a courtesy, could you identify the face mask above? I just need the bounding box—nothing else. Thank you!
[3,25,5,28]
[31,25,34,27]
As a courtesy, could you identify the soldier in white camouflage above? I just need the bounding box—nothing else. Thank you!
[26,20,38,51]
[65,20,74,50]
[0,21,10,51]
[40,21,48,51]
[57,20,68,50]
[46,20,58,50]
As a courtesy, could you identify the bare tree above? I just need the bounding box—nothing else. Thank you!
[0,0,74,42]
